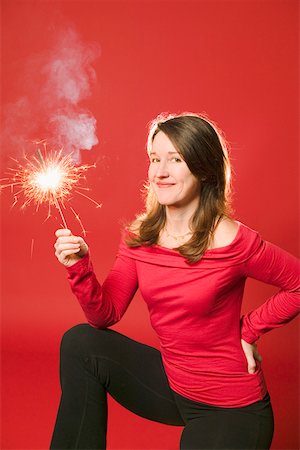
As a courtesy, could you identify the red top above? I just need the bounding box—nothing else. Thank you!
[66,221,300,407]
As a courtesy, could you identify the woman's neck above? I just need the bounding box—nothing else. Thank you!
[164,200,198,235]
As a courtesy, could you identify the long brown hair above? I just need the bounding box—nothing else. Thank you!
[125,113,233,263]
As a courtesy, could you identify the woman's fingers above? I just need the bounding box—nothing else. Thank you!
[245,351,256,374]
[55,229,72,238]
[56,248,81,259]
[55,235,81,246]
[253,346,263,362]
[55,243,81,253]
[54,229,89,267]
[54,230,86,249]
[241,339,262,374]
[55,249,81,266]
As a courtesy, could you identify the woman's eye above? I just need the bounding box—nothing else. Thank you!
[171,157,182,163]
[150,157,182,163]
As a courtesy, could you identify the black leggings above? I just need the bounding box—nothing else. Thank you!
[50,324,274,450]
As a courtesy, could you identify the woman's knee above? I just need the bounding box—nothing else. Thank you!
[60,323,98,356]
[60,323,113,355]
[62,322,91,342]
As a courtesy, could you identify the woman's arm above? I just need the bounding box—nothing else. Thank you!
[241,239,300,344]
[54,229,138,329]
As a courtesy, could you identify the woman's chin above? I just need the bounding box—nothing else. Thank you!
[156,196,176,206]
[157,199,180,207]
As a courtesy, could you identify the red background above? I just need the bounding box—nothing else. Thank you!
[1,1,299,449]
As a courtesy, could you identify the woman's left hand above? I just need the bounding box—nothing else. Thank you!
[241,339,263,374]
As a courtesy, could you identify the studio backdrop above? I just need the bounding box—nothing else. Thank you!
[1,1,299,449]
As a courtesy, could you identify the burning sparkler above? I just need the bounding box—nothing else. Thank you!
[0,141,101,234]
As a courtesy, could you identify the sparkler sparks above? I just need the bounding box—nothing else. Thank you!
[1,142,102,234]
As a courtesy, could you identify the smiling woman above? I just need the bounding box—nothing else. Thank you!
[127,113,232,262]
[51,112,299,450]
[148,132,199,209]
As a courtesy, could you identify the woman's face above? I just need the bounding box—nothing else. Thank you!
[148,131,200,208]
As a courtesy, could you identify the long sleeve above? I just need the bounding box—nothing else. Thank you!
[241,238,300,344]
[66,248,138,329]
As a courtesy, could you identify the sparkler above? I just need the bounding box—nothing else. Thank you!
[0,141,102,234]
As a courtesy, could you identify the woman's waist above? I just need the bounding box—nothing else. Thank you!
[160,343,251,373]
[163,357,267,407]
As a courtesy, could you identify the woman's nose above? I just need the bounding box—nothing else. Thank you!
[155,161,169,177]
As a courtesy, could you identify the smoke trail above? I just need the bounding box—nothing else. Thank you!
[2,27,100,162]
[43,28,97,104]
[50,111,98,153]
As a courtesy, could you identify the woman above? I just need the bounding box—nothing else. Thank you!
[50,113,299,450]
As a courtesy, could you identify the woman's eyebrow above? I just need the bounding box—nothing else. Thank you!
[149,151,180,156]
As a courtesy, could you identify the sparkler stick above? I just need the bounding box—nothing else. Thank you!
[53,194,68,229]
[1,142,101,233]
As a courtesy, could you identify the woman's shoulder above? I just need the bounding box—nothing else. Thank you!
[208,217,240,250]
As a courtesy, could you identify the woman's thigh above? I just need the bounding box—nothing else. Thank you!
[64,323,184,426]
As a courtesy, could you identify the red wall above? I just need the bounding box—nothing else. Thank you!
[1,1,299,449]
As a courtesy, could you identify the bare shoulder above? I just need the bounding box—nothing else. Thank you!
[209,217,239,249]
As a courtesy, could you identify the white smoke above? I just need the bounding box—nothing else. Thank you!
[50,112,98,152]
[2,27,100,162]
[42,28,97,104]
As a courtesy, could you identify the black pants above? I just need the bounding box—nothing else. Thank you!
[50,324,274,450]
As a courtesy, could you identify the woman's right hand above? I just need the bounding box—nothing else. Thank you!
[54,229,89,267]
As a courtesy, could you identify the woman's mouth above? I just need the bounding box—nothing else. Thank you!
[156,183,176,188]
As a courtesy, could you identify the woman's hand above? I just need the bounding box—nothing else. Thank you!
[241,338,263,374]
[54,229,89,268]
